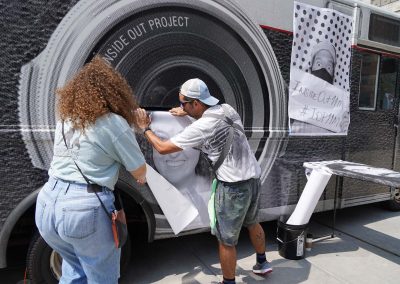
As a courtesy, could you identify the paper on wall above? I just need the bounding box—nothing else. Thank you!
[288,1,353,136]
[289,69,350,133]
[145,164,199,234]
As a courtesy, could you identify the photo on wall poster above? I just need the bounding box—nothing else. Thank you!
[288,1,353,136]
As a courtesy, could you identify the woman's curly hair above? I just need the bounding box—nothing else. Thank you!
[57,56,139,130]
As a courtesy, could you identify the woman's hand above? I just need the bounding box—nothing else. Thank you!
[135,108,151,131]
[136,176,147,185]
[130,164,147,185]
[169,107,188,117]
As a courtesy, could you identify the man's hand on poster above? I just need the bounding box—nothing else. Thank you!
[136,108,151,132]
[136,108,183,155]
[169,107,187,117]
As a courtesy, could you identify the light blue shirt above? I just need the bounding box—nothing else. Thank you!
[49,113,145,190]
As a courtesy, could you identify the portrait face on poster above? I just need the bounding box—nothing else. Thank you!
[288,1,353,135]
[151,112,200,184]
[141,111,212,230]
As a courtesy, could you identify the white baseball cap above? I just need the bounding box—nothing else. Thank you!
[180,78,219,106]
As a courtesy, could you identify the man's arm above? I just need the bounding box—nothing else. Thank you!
[144,130,182,154]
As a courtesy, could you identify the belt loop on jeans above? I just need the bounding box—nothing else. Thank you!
[51,180,58,191]
[64,183,70,194]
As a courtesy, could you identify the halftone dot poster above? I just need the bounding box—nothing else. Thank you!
[289,1,353,136]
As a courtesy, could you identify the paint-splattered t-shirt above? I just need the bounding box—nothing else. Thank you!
[170,104,261,182]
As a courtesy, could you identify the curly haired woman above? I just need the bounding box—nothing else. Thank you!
[34,56,146,284]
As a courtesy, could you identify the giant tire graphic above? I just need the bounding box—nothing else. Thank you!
[18,0,287,182]
[27,231,132,282]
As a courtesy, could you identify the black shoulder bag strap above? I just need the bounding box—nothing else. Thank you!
[202,104,245,173]
[61,121,123,217]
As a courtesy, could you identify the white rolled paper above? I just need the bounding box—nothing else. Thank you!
[286,169,332,225]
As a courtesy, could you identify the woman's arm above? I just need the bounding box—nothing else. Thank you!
[130,163,147,185]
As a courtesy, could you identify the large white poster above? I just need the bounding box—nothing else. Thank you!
[140,112,213,233]
[289,2,353,135]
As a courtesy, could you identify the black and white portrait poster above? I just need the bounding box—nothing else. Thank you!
[288,1,353,135]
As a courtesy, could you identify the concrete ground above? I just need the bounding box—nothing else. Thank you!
[120,203,400,284]
[1,203,399,283]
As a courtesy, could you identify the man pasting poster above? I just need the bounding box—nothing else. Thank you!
[289,1,353,135]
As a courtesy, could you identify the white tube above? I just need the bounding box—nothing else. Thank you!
[286,169,332,225]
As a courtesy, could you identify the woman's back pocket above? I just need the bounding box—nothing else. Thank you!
[62,206,98,239]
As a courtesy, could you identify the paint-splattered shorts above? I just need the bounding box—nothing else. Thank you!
[213,178,261,246]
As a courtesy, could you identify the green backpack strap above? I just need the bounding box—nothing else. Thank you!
[208,178,219,232]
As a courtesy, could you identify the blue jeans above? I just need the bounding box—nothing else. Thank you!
[35,177,120,284]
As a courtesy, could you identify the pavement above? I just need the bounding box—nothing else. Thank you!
[1,203,399,283]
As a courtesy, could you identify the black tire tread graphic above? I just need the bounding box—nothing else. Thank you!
[120,233,132,276]
[26,231,132,283]
[18,0,286,182]
[385,199,400,211]
[27,231,57,284]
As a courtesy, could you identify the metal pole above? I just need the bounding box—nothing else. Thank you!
[331,175,342,238]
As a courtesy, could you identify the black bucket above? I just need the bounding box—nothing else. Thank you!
[277,219,308,260]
